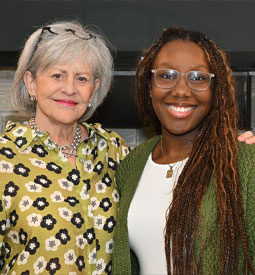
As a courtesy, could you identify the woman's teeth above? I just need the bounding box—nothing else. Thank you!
[168,105,194,112]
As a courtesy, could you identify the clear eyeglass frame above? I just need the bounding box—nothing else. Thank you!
[151,68,215,91]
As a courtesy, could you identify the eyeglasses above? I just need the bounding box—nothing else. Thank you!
[39,26,96,40]
[31,26,96,60]
[151,68,215,91]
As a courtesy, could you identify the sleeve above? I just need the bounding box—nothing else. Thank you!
[0,196,8,253]
[238,143,255,266]
[245,152,255,266]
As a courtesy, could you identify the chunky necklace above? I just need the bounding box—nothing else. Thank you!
[160,138,188,178]
[29,117,81,158]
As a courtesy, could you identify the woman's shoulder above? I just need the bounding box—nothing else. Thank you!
[83,122,125,141]
[0,121,28,147]
[117,135,160,175]
[237,141,255,167]
[127,135,160,158]
[237,142,255,191]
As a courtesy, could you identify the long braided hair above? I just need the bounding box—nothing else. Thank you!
[135,27,254,274]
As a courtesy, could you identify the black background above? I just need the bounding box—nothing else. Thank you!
[1,1,255,53]
[0,0,254,129]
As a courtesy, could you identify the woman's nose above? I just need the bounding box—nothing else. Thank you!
[171,75,192,97]
[63,78,76,95]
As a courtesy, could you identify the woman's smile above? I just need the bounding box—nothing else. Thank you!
[166,103,196,118]
[55,99,78,107]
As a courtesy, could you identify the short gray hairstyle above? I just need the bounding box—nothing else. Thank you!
[10,20,113,121]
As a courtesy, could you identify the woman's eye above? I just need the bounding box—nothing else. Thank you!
[190,73,208,82]
[77,76,88,83]
[191,76,202,81]
[52,74,62,79]
[158,73,175,80]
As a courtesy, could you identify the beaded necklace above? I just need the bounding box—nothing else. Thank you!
[29,117,81,157]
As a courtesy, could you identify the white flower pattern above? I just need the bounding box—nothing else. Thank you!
[25,182,42,193]
[96,258,106,274]
[76,234,87,249]
[82,145,92,156]
[98,139,107,151]
[95,181,107,194]
[19,196,33,212]
[58,178,74,191]
[45,236,61,251]
[8,230,19,244]
[83,160,94,173]
[3,196,11,209]
[0,160,13,173]
[50,191,64,202]
[105,239,114,253]
[26,213,42,227]
[94,215,106,230]
[90,197,100,210]
[29,158,47,168]
[80,185,90,200]
[12,127,27,137]
[64,249,77,265]
[33,256,47,274]
[58,207,73,221]
[112,189,120,202]
[89,247,97,264]
[17,250,29,265]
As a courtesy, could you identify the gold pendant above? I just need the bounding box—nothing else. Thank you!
[166,167,173,178]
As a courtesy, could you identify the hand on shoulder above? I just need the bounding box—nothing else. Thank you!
[238,131,255,144]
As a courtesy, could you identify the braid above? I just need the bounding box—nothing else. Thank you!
[135,27,255,274]
[135,37,162,133]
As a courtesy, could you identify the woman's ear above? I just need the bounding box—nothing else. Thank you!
[90,78,101,101]
[23,71,36,97]
[94,78,100,93]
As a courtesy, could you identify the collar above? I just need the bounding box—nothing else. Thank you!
[3,121,114,152]
[82,122,114,142]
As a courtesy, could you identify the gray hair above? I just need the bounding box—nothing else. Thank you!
[10,20,113,120]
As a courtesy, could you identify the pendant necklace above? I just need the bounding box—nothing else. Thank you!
[29,117,81,158]
[160,138,188,178]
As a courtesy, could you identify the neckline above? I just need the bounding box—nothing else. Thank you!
[148,152,188,167]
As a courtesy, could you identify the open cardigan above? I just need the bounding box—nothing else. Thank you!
[112,136,255,275]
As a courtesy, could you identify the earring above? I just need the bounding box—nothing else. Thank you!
[88,102,92,108]
[30,96,36,102]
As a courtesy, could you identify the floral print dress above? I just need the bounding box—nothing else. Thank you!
[0,121,129,275]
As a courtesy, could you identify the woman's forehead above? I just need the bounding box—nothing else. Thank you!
[41,56,94,74]
[153,40,210,70]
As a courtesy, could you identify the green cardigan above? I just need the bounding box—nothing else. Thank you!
[112,136,255,275]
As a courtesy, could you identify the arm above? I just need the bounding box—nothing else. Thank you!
[237,143,255,269]
[0,197,7,264]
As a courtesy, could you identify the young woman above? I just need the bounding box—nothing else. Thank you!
[112,27,255,275]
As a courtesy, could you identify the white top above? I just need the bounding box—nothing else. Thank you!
[128,153,187,275]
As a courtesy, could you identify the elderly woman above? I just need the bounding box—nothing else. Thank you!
[112,27,255,275]
[0,21,129,274]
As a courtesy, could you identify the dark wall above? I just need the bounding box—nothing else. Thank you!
[1,0,255,52]
[0,0,254,130]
